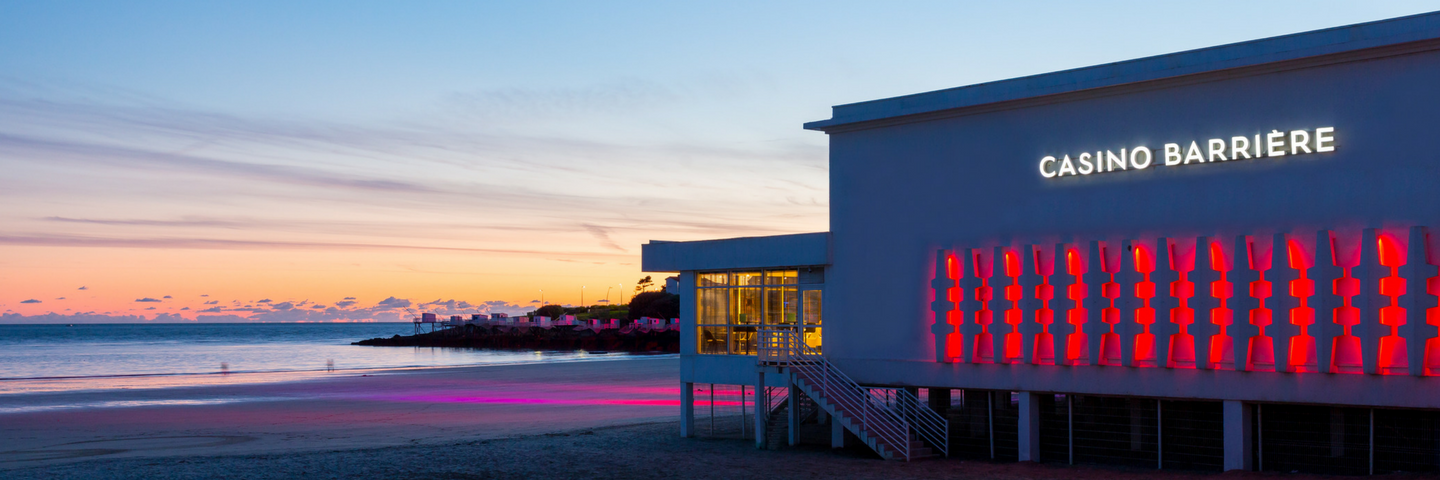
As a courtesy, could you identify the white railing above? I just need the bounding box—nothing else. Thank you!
[758,327,948,460]
[867,387,949,459]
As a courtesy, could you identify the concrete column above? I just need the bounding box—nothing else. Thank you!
[1223,400,1253,471]
[1018,391,1041,462]
[788,383,799,446]
[832,415,845,448]
[754,372,766,449]
[681,382,694,438]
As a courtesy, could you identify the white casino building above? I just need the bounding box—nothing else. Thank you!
[642,12,1440,474]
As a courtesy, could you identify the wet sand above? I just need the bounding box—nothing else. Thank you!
[0,356,680,472]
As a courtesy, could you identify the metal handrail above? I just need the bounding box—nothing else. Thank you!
[758,327,948,460]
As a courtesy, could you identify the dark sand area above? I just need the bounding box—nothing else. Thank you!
[7,419,1410,480]
[3,357,1425,479]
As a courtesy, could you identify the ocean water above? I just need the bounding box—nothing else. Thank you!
[0,323,633,396]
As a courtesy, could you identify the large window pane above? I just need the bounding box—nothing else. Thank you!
[698,272,727,287]
[732,271,763,286]
[766,287,798,324]
[698,289,727,324]
[803,327,822,351]
[803,290,823,325]
[765,270,797,285]
[731,288,761,324]
[698,326,728,354]
[731,326,757,355]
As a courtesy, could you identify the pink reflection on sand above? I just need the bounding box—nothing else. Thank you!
[366,394,740,407]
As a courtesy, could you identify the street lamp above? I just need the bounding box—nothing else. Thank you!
[581,286,585,307]
[539,290,544,305]
[605,286,613,305]
[619,283,625,304]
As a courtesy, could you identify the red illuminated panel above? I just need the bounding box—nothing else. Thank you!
[1331,235,1363,374]
[972,250,995,364]
[1168,240,1196,369]
[1002,250,1024,364]
[1208,241,1236,370]
[1033,247,1056,365]
[1377,234,1409,375]
[1428,268,1440,375]
[945,253,965,361]
[1132,244,1158,368]
[1100,244,1122,366]
[1286,239,1318,372]
[1245,239,1276,372]
[1065,247,1089,366]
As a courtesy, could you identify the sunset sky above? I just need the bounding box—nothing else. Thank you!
[3,1,1435,322]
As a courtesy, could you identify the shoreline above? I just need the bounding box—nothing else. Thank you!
[0,351,674,396]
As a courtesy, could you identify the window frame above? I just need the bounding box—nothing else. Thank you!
[695,267,821,355]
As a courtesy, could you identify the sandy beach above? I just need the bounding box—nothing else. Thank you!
[4,356,1419,480]
[1,356,680,473]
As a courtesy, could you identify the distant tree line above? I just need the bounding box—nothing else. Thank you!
[527,276,678,322]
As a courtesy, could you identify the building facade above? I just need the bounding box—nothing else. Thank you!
[643,12,1440,473]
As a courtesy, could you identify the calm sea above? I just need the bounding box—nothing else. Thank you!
[0,323,633,396]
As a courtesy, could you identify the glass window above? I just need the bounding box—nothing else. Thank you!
[698,272,727,287]
[731,288,761,324]
[692,268,821,355]
[732,271,763,286]
[731,326,757,355]
[765,270,797,285]
[803,290,822,325]
[803,327,822,350]
[698,326,728,354]
[765,287,798,324]
[698,289,727,324]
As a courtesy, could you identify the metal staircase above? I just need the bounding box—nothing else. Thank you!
[758,327,948,461]
[763,387,817,449]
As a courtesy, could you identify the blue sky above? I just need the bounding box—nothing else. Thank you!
[2,1,1437,322]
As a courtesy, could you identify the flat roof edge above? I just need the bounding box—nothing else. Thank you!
[641,232,830,272]
[805,11,1440,132]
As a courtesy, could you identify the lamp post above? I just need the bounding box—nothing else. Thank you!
[619,283,625,304]
[581,286,585,307]
[540,290,544,305]
[605,286,613,305]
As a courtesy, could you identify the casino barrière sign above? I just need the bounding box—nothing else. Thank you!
[1039,127,1336,179]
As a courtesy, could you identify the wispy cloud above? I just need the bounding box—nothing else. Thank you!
[0,76,827,319]
[20,299,41,304]
[135,297,161,302]
[0,234,638,259]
